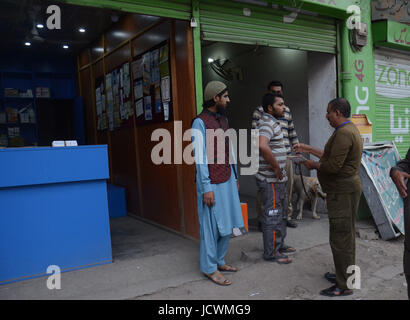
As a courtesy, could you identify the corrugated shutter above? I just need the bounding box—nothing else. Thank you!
[374,49,410,157]
[199,0,337,53]
[60,0,192,20]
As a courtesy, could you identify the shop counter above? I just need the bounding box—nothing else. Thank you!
[0,145,112,284]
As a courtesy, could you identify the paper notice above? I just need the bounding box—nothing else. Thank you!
[134,80,143,100]
[136,98,144,117]
[161,76,170,102]
[132,58,143,79]
[163,102,169,121]
[144,96,152,120]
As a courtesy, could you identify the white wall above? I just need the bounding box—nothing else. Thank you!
[307,52,337,177]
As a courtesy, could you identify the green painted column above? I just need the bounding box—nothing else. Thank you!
[340,0,376,220]
[192,0,203,115]
[340,0,376,124]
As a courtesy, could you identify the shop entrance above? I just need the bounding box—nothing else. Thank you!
[201,41,337,226]
[0,0,199,262]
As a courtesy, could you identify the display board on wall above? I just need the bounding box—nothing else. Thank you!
[132,40,173,126]
[360,142,404,239]
[95,40,173,131]
[95,76,107,131]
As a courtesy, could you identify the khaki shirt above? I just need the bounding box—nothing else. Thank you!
[317,122,363,194]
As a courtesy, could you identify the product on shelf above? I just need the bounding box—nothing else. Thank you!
[4,88,19,97]
[36,87,50,98]
[6,107,19,123]
[19,89,33,98]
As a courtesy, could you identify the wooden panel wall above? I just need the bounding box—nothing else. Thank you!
[77,15,198,239]
[174,21,199,239]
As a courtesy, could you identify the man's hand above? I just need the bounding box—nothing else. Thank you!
[274,166,284,180]
[391,170,410,198]
[203,191,215,207]
[302,160,319,170]
[293,143,310,154]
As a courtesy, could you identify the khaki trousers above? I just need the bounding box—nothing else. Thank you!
[326,191,361,290]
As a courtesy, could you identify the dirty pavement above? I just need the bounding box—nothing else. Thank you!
[0,205,407,300]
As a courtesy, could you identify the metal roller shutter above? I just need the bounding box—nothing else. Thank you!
[199,0,337,53]
[374,49,410,157]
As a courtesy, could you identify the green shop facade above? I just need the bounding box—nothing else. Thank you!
[56,0,408,236]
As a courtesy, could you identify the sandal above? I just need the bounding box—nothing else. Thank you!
[275,255,292,264]
[320,285,353,297]
[204,271,232,286]
[324,272,336,284]
[279,246,296,254]
[264,254,292,264]
[217,264,238,272]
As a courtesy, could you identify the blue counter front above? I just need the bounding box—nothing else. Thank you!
[0,145,113,285]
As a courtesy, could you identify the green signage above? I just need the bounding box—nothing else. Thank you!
[373,20,410,52]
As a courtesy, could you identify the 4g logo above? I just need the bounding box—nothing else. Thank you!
[46,5,61,30]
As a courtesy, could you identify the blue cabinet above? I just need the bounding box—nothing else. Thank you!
[0,145,113,285]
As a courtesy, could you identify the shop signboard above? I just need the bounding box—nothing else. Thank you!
[373,20,410,52]
[374,49,410,157]
[372,0,410,24]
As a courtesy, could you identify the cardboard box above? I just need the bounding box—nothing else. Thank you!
[352,114,372,144]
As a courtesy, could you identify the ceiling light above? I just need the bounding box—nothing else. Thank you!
[79,27,86,33]
[36,24,44,29]
[63,45,69,49]
[208,58,214,63]
[24,42,31,46]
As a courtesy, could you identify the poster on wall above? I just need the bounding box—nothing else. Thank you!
[361,143,405,235]
[105,62,134,131]
[132,58,143,79]
[105,72,114,131]
[132,40,173,126]
[95,78,108,131]
[135,98,144,117]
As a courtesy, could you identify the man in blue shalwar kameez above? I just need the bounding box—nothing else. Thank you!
[191,81,244,286]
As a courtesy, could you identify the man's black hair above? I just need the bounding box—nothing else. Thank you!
[202,88,228,109]
[262,92,283,113]
[328,97,351,118]
[267,80,283,91]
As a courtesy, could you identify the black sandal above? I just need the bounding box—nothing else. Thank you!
[320,285,353,297]
[279,246,296,254]
[264,254,292,264]
[324,272,336,284]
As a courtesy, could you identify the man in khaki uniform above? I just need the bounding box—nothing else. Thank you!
[294,98,363,297]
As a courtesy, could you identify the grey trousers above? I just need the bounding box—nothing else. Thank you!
[256,180,288,259]
[257,158,294,221]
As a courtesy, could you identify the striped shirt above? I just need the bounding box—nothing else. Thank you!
[252,105,299,155]
[255,112,288,183]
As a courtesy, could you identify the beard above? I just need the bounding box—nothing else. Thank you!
[216,104,227,116]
